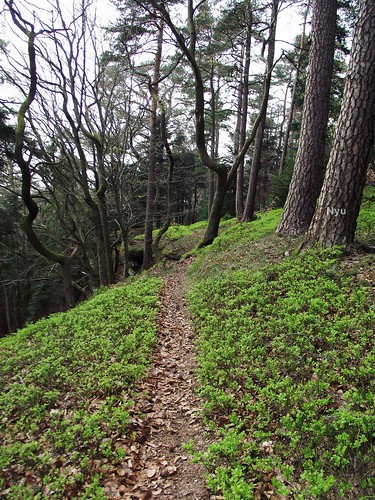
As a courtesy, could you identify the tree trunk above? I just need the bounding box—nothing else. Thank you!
[62,259,75,308]
[278,4,310,175]
[277,0,337,235]
[199,169,228,247]
[242,0,278,222]
[306,0,375,246]
[242,114,267,221]
[95,147,115,285]
[143,22,163,270]
[153,108,174,260]
[4,285,13,334]
[234,45,245,218]
[235,5,252,220]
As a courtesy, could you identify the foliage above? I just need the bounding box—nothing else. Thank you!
[267,161,295,208]
[0,276,163,497]
[188,209,301,284]
[188,207,374,498]
[356,186,375,245]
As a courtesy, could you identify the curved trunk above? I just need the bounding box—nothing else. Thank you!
[198,169,227,247]
[8,8,75,308]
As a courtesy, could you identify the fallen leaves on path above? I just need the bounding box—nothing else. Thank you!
[102,258,214,499]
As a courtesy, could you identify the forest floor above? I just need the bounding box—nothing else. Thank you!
[102,257,215,499]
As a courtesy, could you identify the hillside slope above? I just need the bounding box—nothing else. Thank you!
[185,192,374,499]
[1,188,374,498]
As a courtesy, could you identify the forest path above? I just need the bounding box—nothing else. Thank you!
[104,258,214,499]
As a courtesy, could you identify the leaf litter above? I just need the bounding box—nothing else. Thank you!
[101,257,214,499]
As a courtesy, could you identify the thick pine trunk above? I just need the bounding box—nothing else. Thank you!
[277,0,337,235]
[306,0,375,246]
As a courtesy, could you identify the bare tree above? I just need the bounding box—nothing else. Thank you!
[4,0,76,307]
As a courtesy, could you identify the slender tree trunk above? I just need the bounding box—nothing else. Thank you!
[202,169,228,246]
[208,59,217,215]
[277,68,292,159]
[4,285,13,334]
[153,108,174,260]
[62,260,75,308]
[236,4,252,220]
[306,0,375,246]
[279,3,310,174]
[242,114,267,221]
[277,0,338,235]
[96,148,115,284]
[242,0,278,222]
[143,22,163,270]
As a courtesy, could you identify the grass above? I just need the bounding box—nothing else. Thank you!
[187,190,375,499]
[0,276,163,497]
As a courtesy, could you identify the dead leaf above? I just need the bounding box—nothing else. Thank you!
[146,468,157,478]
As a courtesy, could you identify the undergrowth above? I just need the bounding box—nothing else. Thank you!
[0,276,162,498]
[188,209,301,283]
[188,198,374,499]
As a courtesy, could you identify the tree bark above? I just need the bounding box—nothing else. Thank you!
[143,22,164,270]
[235,4,252,220]
[242,0,278,222]
[306,0,375,246]
[277,0,337,235]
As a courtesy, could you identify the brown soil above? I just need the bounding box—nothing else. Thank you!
[103,258,215,499]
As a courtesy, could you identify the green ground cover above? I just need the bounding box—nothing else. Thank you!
[0,277,162,497]
[1,187,373,498]
[187,192,374,499]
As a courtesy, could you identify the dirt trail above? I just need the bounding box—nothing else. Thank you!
[104,258,214,499]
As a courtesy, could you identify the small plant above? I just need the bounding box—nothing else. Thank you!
[188,208,374,498]
[0,276,162,496]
